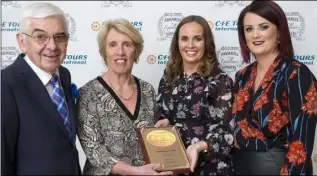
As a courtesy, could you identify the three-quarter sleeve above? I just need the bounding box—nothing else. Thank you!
[204,74,234,161]
[77,88,131,175]
[280,65,317,175]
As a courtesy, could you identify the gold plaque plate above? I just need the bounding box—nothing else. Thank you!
[136,126,191,174]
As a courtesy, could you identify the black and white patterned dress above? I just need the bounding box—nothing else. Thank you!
[157,67,234,175]
[77,76,157,175]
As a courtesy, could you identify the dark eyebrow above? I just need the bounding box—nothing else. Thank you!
[54,32,68,36]
[259,22,270,26]
[244,22,270,27]
[179,35,203,38]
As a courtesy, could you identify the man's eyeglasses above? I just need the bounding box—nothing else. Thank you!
[22,32,69,45]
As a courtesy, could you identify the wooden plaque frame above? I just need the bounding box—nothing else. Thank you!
[136,126,191,174]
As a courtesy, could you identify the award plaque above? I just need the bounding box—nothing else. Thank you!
[136,126,191,174]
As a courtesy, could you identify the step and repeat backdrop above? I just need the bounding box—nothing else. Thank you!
[2,0,317,173]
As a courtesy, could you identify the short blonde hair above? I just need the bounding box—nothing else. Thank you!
[97,18,144,65]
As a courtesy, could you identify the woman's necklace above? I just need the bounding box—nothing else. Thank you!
[107,76,135,101]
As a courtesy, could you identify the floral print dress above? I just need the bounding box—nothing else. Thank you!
[157,68,234,175]
[232,57,317,175]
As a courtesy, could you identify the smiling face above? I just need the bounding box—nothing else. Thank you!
[105,28,136,75]
[16,15,68,74]
[243,12,279,59]
[178,22,205,70]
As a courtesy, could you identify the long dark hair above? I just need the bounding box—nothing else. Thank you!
[166,15,219,85]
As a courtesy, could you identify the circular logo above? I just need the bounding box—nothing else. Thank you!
[217,46,245,73]
[157,13,184,41]
[65,14,77,41]
[286,12,305,41]
[101,1,132,8]
[146,130,176,147]
[2,1,13,7]
[1,46,20,69]
[146,55,157,64]
[215,1,248,7]
[91,21,101,31]
[2,1,21,8]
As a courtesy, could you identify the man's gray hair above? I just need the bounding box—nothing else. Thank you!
[19,2,68,33]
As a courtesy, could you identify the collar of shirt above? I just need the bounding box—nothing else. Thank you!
[24,55,60,86]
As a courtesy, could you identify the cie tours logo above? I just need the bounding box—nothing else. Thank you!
[1,21,19,32]
[207,20,237,31]
[62,54,88,65]
[294,55,315,65]
[1,14,77,42]
[91,21,143,32]
[146,54,170,65]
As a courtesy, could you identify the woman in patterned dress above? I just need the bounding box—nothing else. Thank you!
[77,18,172,175]
[232,0,317,175]
[155,15,234,175]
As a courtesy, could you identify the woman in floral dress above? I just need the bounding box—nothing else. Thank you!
[232,0,317,175]
[155,15,234,175]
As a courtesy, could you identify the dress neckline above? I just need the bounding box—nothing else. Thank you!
[97,76,141,120]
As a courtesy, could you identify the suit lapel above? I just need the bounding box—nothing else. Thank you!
[15,55,73,143]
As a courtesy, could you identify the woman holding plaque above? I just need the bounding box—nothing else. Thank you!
[232,0,317,175]
[77,18,173,175]
[155,15,234,175]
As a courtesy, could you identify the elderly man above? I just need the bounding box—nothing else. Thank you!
[1,3,80,175]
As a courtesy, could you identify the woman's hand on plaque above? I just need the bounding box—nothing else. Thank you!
[154,118,169,127]
[134,164,173,175]
[186,144,199,172]
[186,141,208,172]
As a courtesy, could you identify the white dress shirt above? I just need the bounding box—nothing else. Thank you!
[24,55,61,102]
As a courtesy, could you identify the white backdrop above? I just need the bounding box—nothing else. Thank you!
[2,1,317,173]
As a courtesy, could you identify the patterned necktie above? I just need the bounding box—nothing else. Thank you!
[50,74,71,137]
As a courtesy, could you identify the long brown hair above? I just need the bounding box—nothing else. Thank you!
[166,15,218,85]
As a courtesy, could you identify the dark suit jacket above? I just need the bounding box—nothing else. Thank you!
[1,54,81,175]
